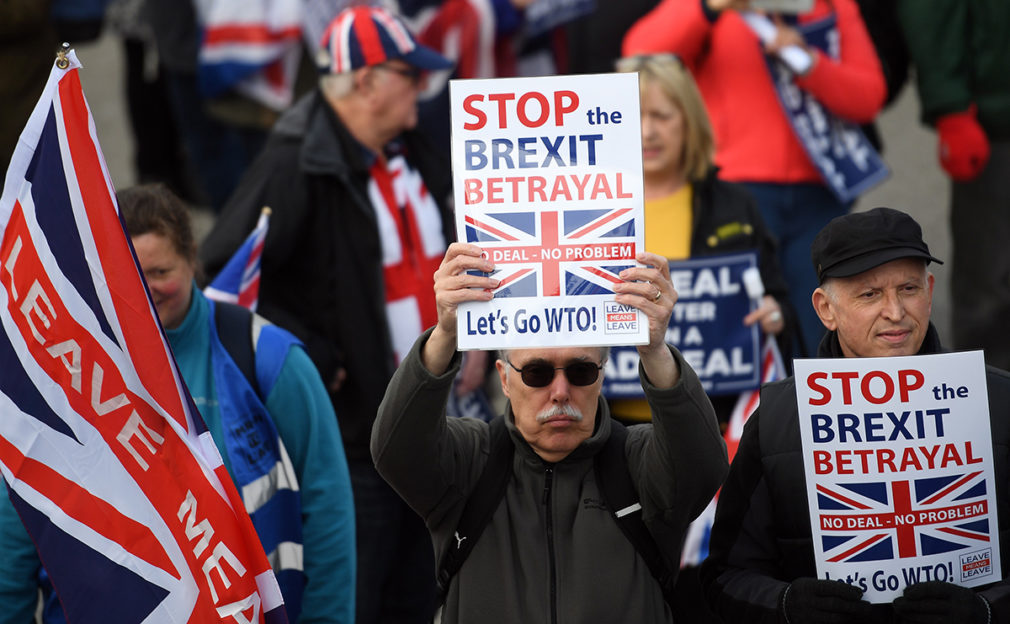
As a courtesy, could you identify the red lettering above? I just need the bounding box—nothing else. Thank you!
[861,370,895,404]
[615,172,633,198]
[528,176,547,202]
[517,92,549,128]
[549,175,572,202]
[505,176,524,199]
[898,369,924,402]
[807,372,831,406]
[877,448,897,472]
[554,90,578,125]
[899,447,923,471]
[941,443,963,467]
[836,450,853,475]
[463,95,487,130]
[965,441,983,464]
[488,92,516,129]
[464,178,483,205]
[832,371,859,404]
[854,448,873,472]
[591,174,613,199]
[814,450,832,474]
[487,177,503,204]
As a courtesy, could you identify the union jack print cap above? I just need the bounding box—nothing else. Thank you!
[317,6,453,74]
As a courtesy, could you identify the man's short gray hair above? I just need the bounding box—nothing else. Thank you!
[319,72,355,100]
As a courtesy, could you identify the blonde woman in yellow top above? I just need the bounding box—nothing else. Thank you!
[613,53,794,425]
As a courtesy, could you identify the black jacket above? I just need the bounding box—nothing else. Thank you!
[700,325,1010,622]
[689,169,788,304]
[200,90,455,460]
[690,169,800,379]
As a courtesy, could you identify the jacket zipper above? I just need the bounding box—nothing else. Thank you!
[543,465,557,624]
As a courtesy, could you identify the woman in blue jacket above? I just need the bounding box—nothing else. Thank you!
[0,184,356,623]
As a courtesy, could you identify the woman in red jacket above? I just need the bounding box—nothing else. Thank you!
[623,0,886,357]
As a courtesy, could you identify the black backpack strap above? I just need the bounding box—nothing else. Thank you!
[436,414,514,604]
[212,300,260,397]
[596,419,674,600]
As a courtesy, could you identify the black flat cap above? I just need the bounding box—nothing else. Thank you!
[811,207,943,283]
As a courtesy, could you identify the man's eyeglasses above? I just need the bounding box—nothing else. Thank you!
[375,63,424,84]
[506,359,603,388]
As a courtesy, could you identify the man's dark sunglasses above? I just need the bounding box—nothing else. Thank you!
[506,359,603,388]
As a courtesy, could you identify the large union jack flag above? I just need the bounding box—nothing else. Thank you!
[464,208,637,298]
[817,471,990,563]
[0,50,286,623]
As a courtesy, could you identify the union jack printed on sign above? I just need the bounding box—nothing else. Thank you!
[464,208,636,298]
[817,471,990,563]
[0,50,286,623]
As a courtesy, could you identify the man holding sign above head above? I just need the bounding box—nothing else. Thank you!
[701,207,1010,623]
[200,6,457,623]
[371,243,728,623]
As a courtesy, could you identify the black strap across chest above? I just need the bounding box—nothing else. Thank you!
[436,414,673,605]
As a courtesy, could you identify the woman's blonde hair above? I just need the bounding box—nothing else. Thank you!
[615,53,715,182]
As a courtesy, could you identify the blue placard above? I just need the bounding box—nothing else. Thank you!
[602,251,762,398]
[765,15,889,203]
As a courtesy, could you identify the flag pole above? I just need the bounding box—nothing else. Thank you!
[55,42,71,69]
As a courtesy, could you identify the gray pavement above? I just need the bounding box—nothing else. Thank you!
[70,31,954,340]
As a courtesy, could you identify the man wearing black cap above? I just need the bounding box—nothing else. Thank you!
[700,207,1010,623]
[200,6,456,623]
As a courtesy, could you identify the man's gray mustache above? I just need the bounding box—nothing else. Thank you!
[536,404,584,423]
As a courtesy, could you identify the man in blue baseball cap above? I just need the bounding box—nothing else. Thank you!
[201,6,455,623]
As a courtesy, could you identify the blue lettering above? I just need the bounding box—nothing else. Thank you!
[465,140,487,171]
[518,137,537,168]
[812,414,834,443]
[864,412,885,442]
[491,139,515,169]
[838,413,861,442]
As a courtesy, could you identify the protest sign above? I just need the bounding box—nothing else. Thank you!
[794,351,1001,603]
[603,252,760,397]
[450,72,647,350]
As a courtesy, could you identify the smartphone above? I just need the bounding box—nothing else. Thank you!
[748,0,814,14]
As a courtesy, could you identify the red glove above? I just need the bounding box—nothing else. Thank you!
[936,105,990,182]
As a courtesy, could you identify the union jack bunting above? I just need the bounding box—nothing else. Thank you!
[0,50,287,623]
[681,336,785,567]
[725,336,786,461]
[195,0,303,111]
[464,208,636,298]
[204,207,270,311]
[818,471,990,563]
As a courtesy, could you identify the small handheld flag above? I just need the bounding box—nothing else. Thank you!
[204,206,270,311]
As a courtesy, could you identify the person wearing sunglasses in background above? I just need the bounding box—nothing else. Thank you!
[370,243,729,624]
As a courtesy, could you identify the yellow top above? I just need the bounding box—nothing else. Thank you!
[612,184,692,422]
[643,184,692,261]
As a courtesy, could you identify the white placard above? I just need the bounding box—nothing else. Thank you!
[794,351,1001,602]
[449,73,647,350]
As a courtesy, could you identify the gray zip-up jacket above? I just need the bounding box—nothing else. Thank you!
[371,329,728,623]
